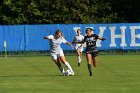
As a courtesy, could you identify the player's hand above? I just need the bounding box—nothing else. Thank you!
[70,45,74,50]
[72,41,76,44]
[78,46,82,50]
[44,36,47,39]
[102,38,106,41]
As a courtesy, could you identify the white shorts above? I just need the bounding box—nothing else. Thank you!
[75,46,83,52]
[50,50,64,60]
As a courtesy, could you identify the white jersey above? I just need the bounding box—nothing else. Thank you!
[73,35,84,47]
[47,35,67,53]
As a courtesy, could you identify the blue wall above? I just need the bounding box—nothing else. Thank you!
[0,24,140,51]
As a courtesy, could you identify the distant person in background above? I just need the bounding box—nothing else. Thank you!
[44,30,74,76]
[72,29,84,66]
[73,28,106,76]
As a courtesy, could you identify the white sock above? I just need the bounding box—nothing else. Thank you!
[78,56,81,63]
[64,62,73,72]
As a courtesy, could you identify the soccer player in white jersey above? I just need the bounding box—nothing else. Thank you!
[44,30,74,76]
[72,29,84,66]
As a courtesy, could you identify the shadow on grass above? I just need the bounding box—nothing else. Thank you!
[0,74,78,78]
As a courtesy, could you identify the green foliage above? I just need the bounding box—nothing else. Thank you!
[0,0,140,24]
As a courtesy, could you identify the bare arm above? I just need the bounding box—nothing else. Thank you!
[66,42,74,49]
[98,37,106,41]
[44,36,49,39]
[72,40,85,44]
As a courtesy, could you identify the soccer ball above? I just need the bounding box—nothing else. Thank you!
[65,69,74,76]
[65,69,71,76]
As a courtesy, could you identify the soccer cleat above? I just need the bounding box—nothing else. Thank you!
[63,72,67,76]
[78,63,80,66]
[62,69,66,76]
[62,72,65,76]
[89,73,92,76]
[70,72,75,76]
[63,71,74,76]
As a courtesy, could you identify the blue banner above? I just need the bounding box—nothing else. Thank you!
[0,23,140,51]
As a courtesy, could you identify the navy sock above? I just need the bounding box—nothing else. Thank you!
[56,62,63,72]
[88,64,92,76]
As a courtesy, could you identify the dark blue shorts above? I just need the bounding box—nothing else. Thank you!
[85,50,98,57]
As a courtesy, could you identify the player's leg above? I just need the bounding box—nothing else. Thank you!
[51,53,65,75]
[55,58,65,74]
[77,47,83,66]
[93,57,97,67]
[59,51,74,75]
[60,56,74,74]
[86,52,92,76]
[77,50,81,66]
[79,47,83,62]
[92,51,98,67]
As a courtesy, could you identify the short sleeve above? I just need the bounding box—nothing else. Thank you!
[82,35,84,40]
[61,37,67,43]
[83,36,86,42]
[47,35,54,39]
[94,34,99,39]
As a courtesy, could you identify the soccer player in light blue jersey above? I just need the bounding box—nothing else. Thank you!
[44,30,74,76]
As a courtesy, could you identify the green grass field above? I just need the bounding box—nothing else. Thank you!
[0,55,140,93]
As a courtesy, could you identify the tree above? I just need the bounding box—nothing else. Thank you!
[0,0,140,25]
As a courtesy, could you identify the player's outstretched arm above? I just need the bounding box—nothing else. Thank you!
[44,36,48,39]
[98,37,106,41]
[72,41,85,44]
[44,35,54,40]
[66,42,74,49]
